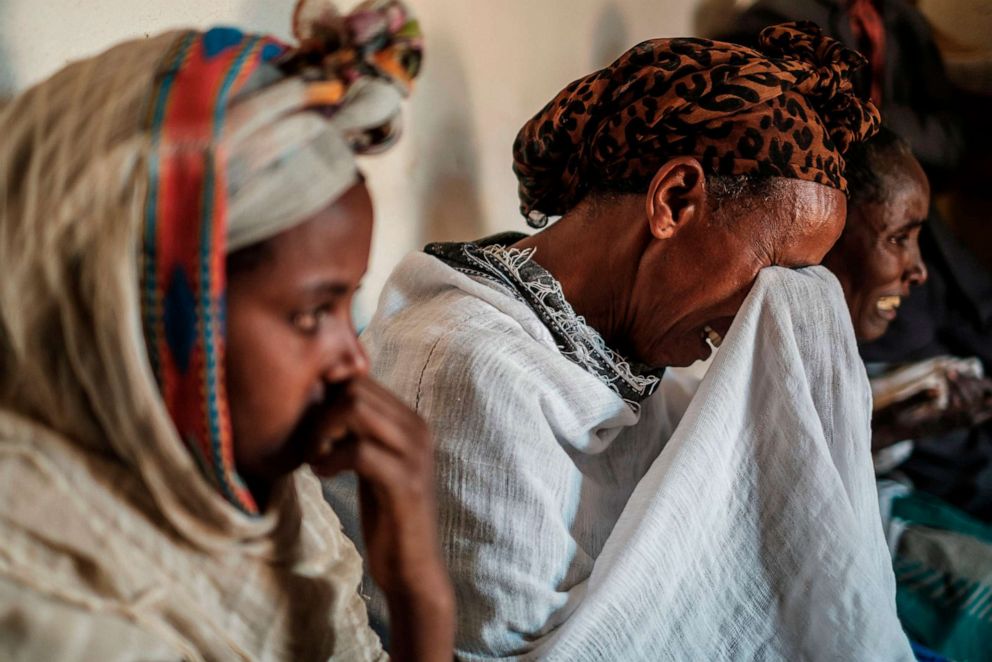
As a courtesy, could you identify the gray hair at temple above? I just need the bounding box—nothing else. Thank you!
[845,126,916,205]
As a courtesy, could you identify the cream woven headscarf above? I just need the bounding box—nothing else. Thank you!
[0,1,419,658]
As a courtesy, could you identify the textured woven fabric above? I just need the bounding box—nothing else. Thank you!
[332,255,911,659]
[141,28,288,515]
[424,234,662,407]
[513,21,880,225]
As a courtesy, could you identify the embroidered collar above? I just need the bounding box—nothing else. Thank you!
[426,233,662,409]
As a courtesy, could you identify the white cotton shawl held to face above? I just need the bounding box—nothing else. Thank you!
[533,265,913,660]
[327,254,912,660]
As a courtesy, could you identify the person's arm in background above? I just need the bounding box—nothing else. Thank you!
[872,371,992,451]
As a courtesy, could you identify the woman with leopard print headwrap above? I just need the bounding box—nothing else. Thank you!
[512,20,879,228]
[325,21,913,660]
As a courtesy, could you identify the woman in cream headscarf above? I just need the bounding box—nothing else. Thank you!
[0,1,453,660]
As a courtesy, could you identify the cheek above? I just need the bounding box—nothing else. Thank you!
[649,261,755,355]
[864,246,905,288]
[697,256,762,316]
[224,306,317,465]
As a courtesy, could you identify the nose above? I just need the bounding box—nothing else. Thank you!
[905,246,928,287]
[323,330,370,383]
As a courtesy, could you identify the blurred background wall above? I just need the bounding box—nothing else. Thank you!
[0,0,702,321]
[1,0,987,320]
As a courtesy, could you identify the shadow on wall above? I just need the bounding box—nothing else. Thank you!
[0,1,17,98]
[236,0,295,39]
[694,0,741,38]
[416,33,486,244]
[591,2,631,68]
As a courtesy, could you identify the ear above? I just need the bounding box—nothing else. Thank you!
[645,157,707,240]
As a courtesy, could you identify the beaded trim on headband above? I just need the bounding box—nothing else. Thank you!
[142,28,287,515]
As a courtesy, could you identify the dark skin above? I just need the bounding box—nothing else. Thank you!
[225,183,454,661]
[823,151,992,449]
[514,157,848,368]
[823,152,930,343]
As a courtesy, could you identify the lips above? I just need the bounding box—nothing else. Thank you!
[877,295,901,312]
[876,295,901,321]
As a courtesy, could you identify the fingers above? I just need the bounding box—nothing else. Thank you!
[350,378,430,435]
[947,374,992,402]
[347,392,430,458]
[309,435,359,476]
[944,374,992,426]
[336,378,429,453]
[307,377,433,490]
[896,402,942,430]
[299,389,354,465]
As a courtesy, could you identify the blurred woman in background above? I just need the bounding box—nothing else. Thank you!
[824,127,992,662]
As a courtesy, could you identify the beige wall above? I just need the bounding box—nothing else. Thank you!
[0,0,703,321]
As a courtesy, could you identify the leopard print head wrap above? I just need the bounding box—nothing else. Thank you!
[513,21,881,227]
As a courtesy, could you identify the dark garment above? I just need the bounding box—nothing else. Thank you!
[715,0,963,181]
[895,426,992,523]
[863,217,992,521]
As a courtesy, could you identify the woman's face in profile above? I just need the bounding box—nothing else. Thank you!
[224,183,374,486]
[824,154,930,342]
[630,177,847,369]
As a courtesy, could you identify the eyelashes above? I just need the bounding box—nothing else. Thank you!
[291,304,334,334]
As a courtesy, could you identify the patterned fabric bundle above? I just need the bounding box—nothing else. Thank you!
[0,1,418,658]
[878,481,992,662]
[513,21,881,226]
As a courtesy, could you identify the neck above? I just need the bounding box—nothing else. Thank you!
[243,473,273,511]
[513,199,647,353]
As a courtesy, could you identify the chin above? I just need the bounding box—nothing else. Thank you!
[663,354,703,369]
[651,338,712,369]
[856,318,890,343]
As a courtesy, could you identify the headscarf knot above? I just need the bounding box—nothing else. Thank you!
[759,21,877,153]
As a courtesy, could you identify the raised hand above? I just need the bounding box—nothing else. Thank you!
[308,377,454,661]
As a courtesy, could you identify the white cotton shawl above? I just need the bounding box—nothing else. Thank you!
[327,252,912,661]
